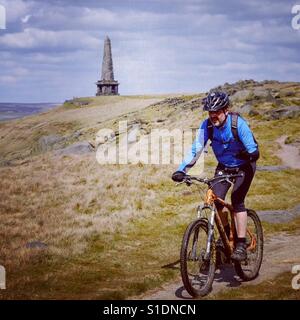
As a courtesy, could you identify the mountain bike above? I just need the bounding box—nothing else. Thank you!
[177,173,263,297]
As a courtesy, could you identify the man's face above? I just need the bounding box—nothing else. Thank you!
[209,108,228,127]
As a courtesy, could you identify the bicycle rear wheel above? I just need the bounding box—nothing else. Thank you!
[180,218,216,297]
[234,209,264,281]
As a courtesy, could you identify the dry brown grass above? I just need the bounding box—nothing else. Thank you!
[0,151,189,299]
[0,152,173,271]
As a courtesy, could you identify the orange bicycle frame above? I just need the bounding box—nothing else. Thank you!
[204,189,257,257]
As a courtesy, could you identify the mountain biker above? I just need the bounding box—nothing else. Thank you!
[172,91,259,262]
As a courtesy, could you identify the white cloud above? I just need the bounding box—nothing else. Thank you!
[0,27,99,49]
[0,0,34,23]
[233,21,299,46]
[0,66,28,84]
[244,0,291,17]
[15,2,172,32]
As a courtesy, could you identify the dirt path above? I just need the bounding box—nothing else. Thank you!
[276,136,300,169]
[134,232,300,300]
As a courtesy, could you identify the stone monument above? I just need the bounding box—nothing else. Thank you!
[96,36,119,95]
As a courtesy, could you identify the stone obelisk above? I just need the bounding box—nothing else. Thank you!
[96,36,119,95]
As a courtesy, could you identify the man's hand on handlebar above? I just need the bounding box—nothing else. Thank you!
[171,171,244,187]
[171,171,186,182]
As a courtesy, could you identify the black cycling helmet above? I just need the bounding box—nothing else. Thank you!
[203,91,229,111]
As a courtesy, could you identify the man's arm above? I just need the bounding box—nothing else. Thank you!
[177,119,209,173]
[237,117,259,161]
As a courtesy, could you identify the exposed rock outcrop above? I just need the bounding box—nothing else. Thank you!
[36,130,83,153]
[264,105,300,120]
[38,134,65,152]
[55,141,94,156]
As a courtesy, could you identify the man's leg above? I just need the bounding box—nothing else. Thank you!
[234,211,247,238]
[231,211,248,261]
[231,162,256,261]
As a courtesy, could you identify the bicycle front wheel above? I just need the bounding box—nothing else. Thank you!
[180,218,216,297]
[234,209,264,281]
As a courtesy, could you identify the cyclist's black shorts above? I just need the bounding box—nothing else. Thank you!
[212,161,256,213]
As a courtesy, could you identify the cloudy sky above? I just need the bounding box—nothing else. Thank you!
[0,0,299,102]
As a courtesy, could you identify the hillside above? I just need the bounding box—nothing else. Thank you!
[0,80,299,299]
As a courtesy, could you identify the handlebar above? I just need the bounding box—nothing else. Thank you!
[177,173,244,187]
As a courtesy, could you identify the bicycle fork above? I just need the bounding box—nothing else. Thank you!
[204,208,215,261]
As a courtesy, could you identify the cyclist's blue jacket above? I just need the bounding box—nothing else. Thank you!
[177,114,258,172]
